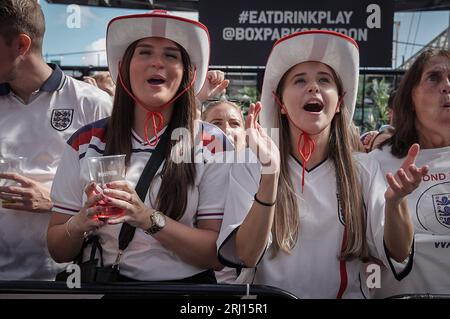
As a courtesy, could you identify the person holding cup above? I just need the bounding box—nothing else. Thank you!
[0,0,112,281]
[47,11,233,282]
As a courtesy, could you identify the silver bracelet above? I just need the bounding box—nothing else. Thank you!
[65,216,86,239]
[65,216,75,238]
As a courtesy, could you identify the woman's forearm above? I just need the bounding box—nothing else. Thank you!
[151,218,223,270]
[383,199,414,262]
[47,214,85,263]
[236,172,279,267]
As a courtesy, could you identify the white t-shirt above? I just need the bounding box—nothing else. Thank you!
[51,119,233,281]
[218,149,390,298]
[0,65,112,280]
[370,145,450,298]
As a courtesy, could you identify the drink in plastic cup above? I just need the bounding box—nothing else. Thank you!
[0,158,9,173]
[0,156,26,205]
[87,154,126,219]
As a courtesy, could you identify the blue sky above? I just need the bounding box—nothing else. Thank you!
[40,2,196,66]
[394,10,449,67]
[39,1,448,68]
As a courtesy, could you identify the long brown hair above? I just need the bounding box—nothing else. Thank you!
[104,39,196,221]
[382,49,450,158]
[273,64,368,261]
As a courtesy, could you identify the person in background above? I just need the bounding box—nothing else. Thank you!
[195,70,229,119]
[201,99,245,284]
[0,0,112,280]
[361,90,396,152]
[202,100,246,151]
[83,71,116,97]
[370,49,450,298]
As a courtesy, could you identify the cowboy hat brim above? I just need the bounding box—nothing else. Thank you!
[106,11,210,95]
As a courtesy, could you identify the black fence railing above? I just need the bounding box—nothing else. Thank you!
[61,65,405,133]
[0,280,297,299]
[388,293,450,299]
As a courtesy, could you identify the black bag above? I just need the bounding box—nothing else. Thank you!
[55,235,120,283]
[56,127,170,283]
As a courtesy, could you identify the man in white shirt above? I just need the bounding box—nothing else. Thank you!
[0,0,112,280]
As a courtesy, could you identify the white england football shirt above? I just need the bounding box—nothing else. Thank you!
[0,65,112,280]
[51,119,233,281]
[218,149,389,298]
[370,145,450,298]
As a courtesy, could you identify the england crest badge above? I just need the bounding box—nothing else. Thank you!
[433,194,450,230]
[51,109,74,131]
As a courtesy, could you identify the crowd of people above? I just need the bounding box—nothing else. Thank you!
[0,0,449,299]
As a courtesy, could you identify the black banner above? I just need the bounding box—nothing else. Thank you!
[199,0,394,67]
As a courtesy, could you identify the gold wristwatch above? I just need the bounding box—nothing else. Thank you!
[144,210,166,235]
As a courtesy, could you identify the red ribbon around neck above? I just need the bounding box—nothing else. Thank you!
[272,91,316,192]
[117,61,196,147]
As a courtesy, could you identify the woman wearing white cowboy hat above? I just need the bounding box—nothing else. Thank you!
[47,10,233,282]
[217,30,428,298]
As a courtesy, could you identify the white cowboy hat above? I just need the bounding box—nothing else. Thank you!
[260,30,359,131]
[106,10,210,95]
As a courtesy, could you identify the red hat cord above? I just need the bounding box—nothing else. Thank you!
[272,91,315,193]
[118,61,197,147]
[272,91,345,193]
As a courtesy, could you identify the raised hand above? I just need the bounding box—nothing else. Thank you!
[82,76,98,88]
[246,102,280,174]
[384,143,429,204]
[196,70,230,103]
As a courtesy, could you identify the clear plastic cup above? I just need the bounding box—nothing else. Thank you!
[87,154,126,219]
[0,156,26,204]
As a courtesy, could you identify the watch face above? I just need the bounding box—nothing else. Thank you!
[145,211,166,235]
[153,212,166,227]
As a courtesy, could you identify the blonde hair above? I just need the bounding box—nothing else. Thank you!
[92,71,112,83]
[201,100,244,125]
[349,123,365,153]
[272,66,369,261]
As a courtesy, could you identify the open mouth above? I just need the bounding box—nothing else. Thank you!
[147,76,166,85]
[443,102,450,108]
[303,102,324,113]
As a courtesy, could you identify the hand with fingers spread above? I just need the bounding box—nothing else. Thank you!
[384,143,429,205]
[196,70,230,103]
[99,181,152,229]
[246,102,281,174]
[0,173,53,212]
